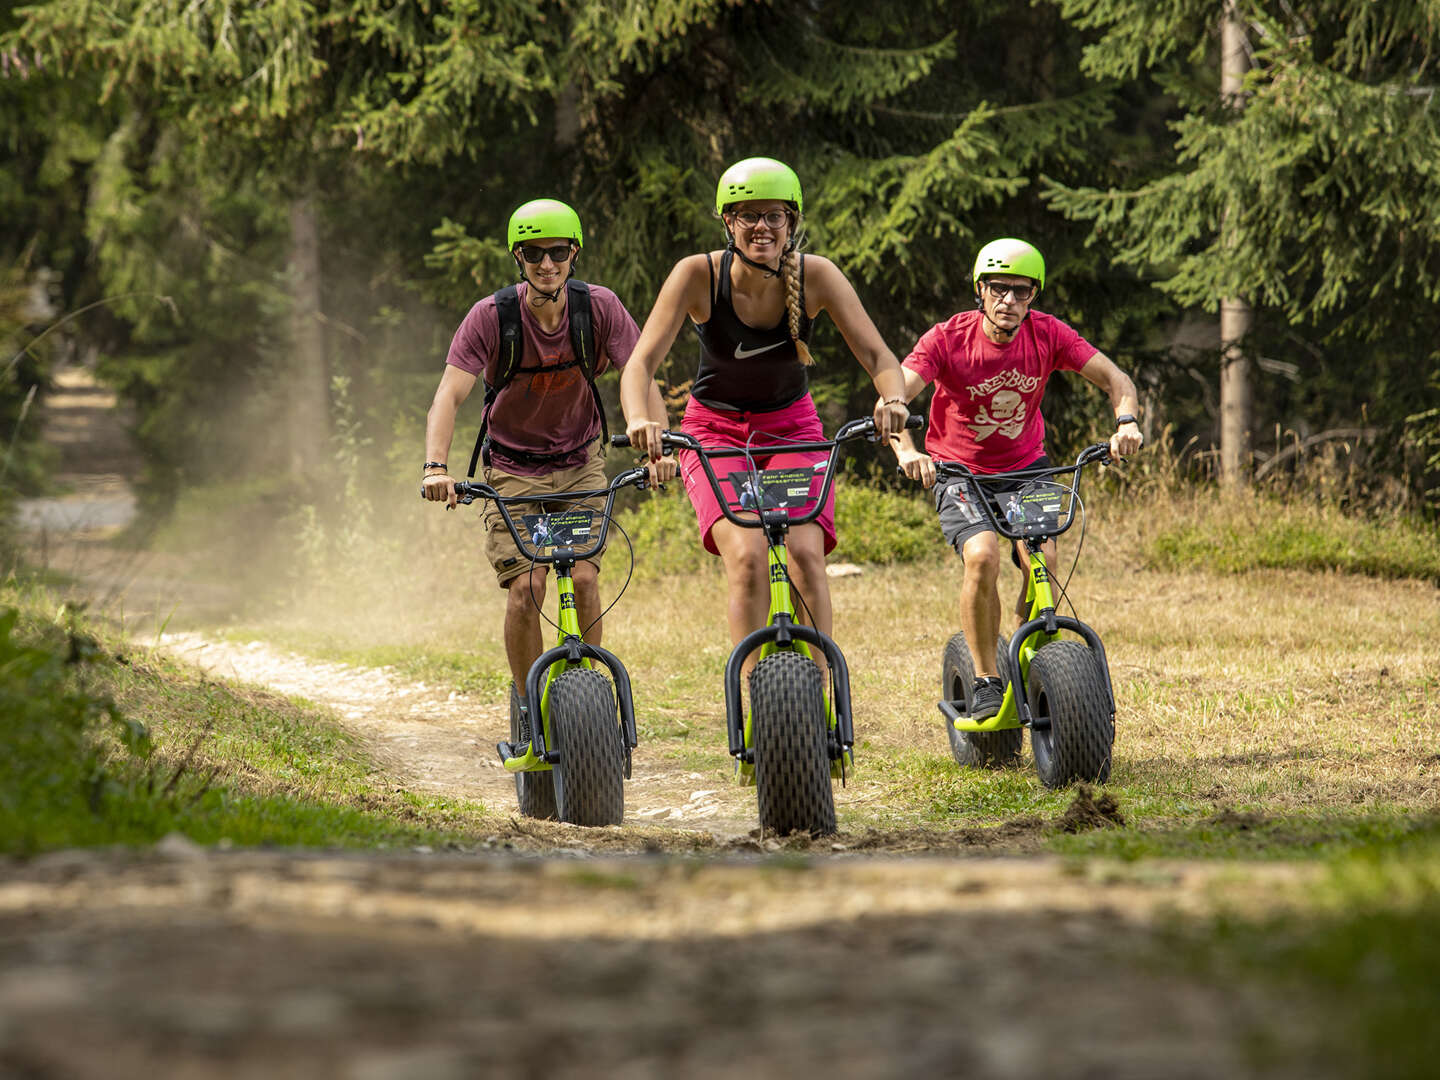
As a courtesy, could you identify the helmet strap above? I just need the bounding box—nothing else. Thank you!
[975,287,1032,341]
[725,238,781,278]
[515,252,577,305]
[721,219,798,279]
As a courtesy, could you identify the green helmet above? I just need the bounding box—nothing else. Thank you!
[507,198,583,249]
[715,157,803,215]
[973,238,1045,290]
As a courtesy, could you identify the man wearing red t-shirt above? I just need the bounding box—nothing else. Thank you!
[890,238,1143,720]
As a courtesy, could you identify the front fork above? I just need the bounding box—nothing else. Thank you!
[946,545,1116,732]
[507,562,638,774]
[722,541,853,765]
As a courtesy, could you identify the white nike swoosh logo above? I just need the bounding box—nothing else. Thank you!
[733,341,786,360]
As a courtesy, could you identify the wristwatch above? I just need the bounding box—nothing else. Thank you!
[1115,414,1139,428]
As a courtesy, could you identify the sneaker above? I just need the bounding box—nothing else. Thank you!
[969,677,1005,720]
[498,693,532,764]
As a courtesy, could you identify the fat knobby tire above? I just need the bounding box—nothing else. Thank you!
[941,633,1023,768]
[750,650,835,837]
[549,667,626,826]
[1027,640,1114,788]
[511,683,557,820]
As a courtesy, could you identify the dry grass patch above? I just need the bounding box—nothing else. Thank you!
[210,481,1439,844]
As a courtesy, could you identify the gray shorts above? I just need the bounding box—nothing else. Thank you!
[934,455,1050,562]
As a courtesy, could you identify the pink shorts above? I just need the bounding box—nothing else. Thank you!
[679,394,837,556]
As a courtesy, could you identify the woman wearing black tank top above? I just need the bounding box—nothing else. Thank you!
[620,157,909,686]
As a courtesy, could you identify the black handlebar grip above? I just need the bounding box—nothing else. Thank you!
[610,434,631,447]
[905,414,924,430]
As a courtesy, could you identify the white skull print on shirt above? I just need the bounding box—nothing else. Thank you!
[968,368,1040,442]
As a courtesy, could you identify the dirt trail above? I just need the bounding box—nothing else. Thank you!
[16,364,237,622]
[157,631,774,838]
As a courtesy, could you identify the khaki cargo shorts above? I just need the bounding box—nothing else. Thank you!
[481,450,609,587]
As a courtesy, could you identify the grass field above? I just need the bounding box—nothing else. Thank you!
[203,481,1440,857]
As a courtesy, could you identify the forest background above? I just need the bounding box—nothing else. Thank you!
[2,0,1439,558]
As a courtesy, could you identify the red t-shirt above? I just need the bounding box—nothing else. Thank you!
[903,309,1096,472]
[445,282,639,475]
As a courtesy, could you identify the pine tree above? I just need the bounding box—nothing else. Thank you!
[10,0,563,476]
[1,0,119,498]
[1045,0,1440,489]
[411,1,1152,429]
[8,1,1181,492]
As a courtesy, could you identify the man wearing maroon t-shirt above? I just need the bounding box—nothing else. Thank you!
[421,199,667,728]
[890,238,1143,720]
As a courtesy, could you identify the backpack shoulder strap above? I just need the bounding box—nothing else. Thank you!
[566,280,608,448]
[467,285,524,478]
[565,280,596,375]
[492,284,524,388]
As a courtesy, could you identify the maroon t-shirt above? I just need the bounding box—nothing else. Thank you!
[904,309,1096,473]
[446,282,639,475]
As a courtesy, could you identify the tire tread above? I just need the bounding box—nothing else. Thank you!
[511,683,557,820]
[1028,640,1114,788]
[550,667,625,826]
[751,651,835,836]
[941,633,1023,768]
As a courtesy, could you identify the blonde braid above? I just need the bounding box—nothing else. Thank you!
[782,249,814,366]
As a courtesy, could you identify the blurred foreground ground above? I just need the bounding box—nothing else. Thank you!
[0,847,1320,1079]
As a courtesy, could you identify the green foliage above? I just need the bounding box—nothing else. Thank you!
[0,262,49,510]
[611,478,946,576]
[819,89,1114,282]
[0,604,152,853]
[1046,49,1440,326]
[292,373,402,585]
[8,0,1155,509]
[612,486,712,579]
[1143,496,1440,583]
[0,595,493,854]
[830,482,946,564]
[0,4,108,503]
[83,118,290,506]
[10,0,1439,530]
[1043,0,1440,511]
[1405,371,1440,514]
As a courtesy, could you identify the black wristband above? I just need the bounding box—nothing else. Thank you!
[423,461,448,471]
[1115,414,1138,428]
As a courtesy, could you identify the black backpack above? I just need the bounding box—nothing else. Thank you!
[466,279,607,477]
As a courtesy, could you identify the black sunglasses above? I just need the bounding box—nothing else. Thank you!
[518,243,574,264]
[980,279,1036,302]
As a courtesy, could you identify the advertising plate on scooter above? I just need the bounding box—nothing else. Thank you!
[725,467,820,511]
[1001,481,1070,536]
[521,508,595,551]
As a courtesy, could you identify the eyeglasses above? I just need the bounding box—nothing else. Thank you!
[730,209,791,230]
[518,243,574,264]
[980,279,1036,303]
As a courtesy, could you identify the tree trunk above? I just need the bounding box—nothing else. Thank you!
[1219,297,1252,483]
[1219,1,1252,487]
[287,193,328,477]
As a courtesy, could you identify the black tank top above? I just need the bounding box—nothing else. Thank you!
[691,250,813,413]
